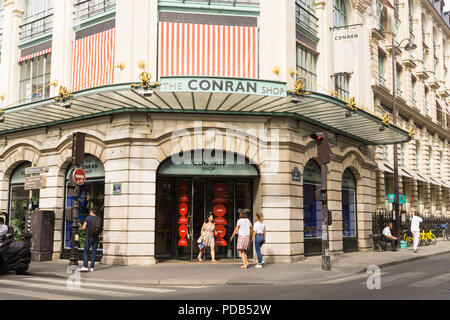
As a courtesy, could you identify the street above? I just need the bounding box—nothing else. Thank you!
[1,253,450,300]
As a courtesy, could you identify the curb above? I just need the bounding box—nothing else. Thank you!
[355,249,450,274]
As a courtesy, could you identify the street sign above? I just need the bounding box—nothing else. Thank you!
[387,194,395,203]
[291,167,301,182]
[24,175,46,190]
[72,168,86,186]
[25,166,48,175]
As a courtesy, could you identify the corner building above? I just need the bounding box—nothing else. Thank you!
[0,0,437,266]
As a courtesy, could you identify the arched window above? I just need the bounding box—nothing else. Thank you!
[8,162,39,239]
[63,155,105,258]
[303,159,322,256]
[333,0,347,28]
[342,168,357,252]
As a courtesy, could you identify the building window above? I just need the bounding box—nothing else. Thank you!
[396,67,402,97]
[334,73,350,101]
[378,52,386,85]
[428,146,432,172]
[296,43,317,92]
[383,145,389,161]
[20,0,54,40]
[408,0,414,41]
[415,141,420,170]
[424,87,429,115]
[75,0,116,22]
[436,102,443,125]
[295,0,318,35]
[333,0,347,28]
[411,77,416,107]
[19,54,51,102]
[401,144,406,166]
[376,0,384,33]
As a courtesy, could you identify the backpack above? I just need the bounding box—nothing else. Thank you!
[89,216,102,239]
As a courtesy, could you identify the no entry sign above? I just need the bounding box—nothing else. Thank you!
[72,168,86,185]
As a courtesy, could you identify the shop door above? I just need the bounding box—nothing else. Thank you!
[155,177,253,260]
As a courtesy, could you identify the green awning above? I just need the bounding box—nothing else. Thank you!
[0,77,411,145]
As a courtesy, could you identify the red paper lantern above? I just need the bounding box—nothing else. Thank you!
[178,194,189,202]
[215,238,227,246]
[213,204,226,217]
[214,217,227,225]
[213,182,226,195]
[215,225,226,238]
[178,224,188,238]
[212,196,227,204]
[178,238,188,247]
[178,216,188,225]
[179,202,188,216]
[180,181,189,193]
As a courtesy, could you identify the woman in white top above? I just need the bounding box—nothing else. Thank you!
[230,209,252,269]
[252,212,266,268]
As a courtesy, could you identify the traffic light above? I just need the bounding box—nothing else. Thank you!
[310,132,330,165]
[72,132,85,166]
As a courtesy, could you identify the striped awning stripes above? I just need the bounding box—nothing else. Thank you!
[18,48,52,63]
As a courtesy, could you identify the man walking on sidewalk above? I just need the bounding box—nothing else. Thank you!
[411,214,423,254]
[80,209,102,272]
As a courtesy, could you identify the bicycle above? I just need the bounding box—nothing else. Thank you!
[420,229,437,245]
[402,232,414,247]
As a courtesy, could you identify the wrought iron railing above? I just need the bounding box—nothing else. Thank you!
[378,75,386,85]
[75,0,116,22]
[372,210,450,237]
[19,11,53,41]
[295,1,318,35]
[180,0,259,5]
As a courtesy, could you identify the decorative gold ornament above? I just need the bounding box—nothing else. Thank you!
[346,97,357,111]
[287,78,311,97]
[382,113,390,127]
[409,127,415,139]
[131,62,161,91]
[115,62,126,71]
[272,66,280,75]
[54,86,73,103]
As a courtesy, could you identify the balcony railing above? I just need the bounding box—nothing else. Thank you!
[75,0,116,22]
[379,75,386,86]
[19,11,53,41]
[296,1,318,35]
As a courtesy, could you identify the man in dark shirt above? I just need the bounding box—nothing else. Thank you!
[80,209,102,272]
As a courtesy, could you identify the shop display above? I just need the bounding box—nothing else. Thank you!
[177,181,189,247]
[212,183,227,247]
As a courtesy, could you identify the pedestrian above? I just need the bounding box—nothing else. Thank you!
[230,209,252,269]
[80,209,102,272]
[410,214,423,254]
[197,213,218,263]
[252,212,266,268]
[382,222,398,251]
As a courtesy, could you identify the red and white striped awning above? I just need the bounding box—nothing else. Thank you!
[18,48,52,63]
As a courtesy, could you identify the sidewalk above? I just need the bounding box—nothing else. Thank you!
[25,241,450,286]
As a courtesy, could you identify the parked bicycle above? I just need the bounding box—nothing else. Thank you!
[420,229,437,246]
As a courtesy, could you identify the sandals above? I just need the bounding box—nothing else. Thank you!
[240,265,248,269]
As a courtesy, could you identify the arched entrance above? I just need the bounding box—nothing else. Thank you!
[342,168,358,252]
[155,150,259,260]
[8,161,39,239]
[62,154,105,258]
[303,159,322,256]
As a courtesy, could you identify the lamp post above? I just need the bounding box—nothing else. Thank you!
[391,36,416,238]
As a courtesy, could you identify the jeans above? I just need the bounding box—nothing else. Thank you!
[254,234,265,264]
[83,237,99,269]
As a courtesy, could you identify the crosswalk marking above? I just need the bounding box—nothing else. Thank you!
[1,279,140,298]
[380,272,422,287]
[409,273,450,288]
[21,276,175,293]
[319,274,368,284]
[0,288,85,300]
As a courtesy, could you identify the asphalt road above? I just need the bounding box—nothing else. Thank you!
[1,253,449,300]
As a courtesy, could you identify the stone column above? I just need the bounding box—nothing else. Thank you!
[49,0,75,96]
[0,0,23,105]
[327,167,343,254]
